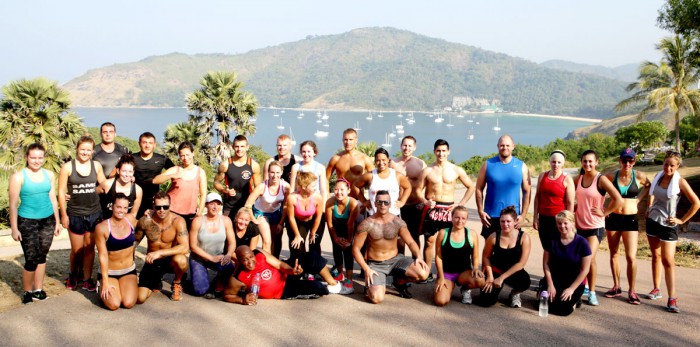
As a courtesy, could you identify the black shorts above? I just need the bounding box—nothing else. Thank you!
[645,218,678,242]
[421,202,453,237]
[605,213,639,231]
[577,227,605,242]
[68,211,102,235]
[139,257,174,289]
[480,217,501,239]
[108,267,138,280]
[400,203,423,241]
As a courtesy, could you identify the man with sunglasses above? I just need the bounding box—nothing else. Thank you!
[353,190,429,303]
[134,191,189,302]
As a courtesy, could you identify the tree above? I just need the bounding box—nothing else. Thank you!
[615,121,670,149]
[615,36,700,151]
[162,121,208,163]
[0,78,86,172]
[186,71,258,164]
[658,0,700,36]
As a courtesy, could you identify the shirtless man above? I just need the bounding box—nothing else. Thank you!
[475,135,531,239]
[416,139,476,282]
[263,134,301,184]
[354,147,411,216]
[391,136,427,252]
[326,128,374,194]
[134,191,189,303]
[214,135,261,216]
[93,122,129,179]
[353,190,429,303]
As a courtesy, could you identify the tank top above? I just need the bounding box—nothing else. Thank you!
[368,168,400,216]
[298,160,324,193]
[100,180,137,219]
[294,195,316,219]
[274,154,296,184]
[106,218,135,252]
[484,156,524,216]
[67,160,101,216]
[538,171,567,217]
[224,157,253,209]
[441,227,474,273]
[613,170,640,198]
[648,184,680,228]
[18,168,54,219]
[198,216,227,256]
[575,174,606,229]
[253,180,287,213]
[490,230,524,274]
[332,198,351,236]
[167,166,200,215]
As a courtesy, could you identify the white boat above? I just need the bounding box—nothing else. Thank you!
[273,113,279,117]
[289,127,297,146]
[316,111,322,118]
[322,111,329,120]
[396,121,404,134]
[468,127,475,141]
[388,132,396,138]
[457,114,465,118]
[397,110,403,118]
[297,112,304,119]
[406,112,415,124]
[366,112,373,120]
[353,121,361,131]
[446,115,454,127]
[281,110,286,113]
[323,119,329,128]
[492,118,501,132]
[378,112,384,118]
[276,118,284,130]
[434,114,444,123]
[314,129,329,137]
[381,133,392,148]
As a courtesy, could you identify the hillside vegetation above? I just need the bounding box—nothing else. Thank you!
[64,27,630,118]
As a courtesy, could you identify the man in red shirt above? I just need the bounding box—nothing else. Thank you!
[223,245,352,304]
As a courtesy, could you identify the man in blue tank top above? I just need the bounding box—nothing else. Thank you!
[475,135,531,239]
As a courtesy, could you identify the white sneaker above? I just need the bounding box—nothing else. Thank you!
[461,289,472,304]
[327,282,342,294]
[510,293,522,308]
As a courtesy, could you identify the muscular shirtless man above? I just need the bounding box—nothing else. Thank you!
[416,139,475,282]
[134,191,189,303]
[326,128,374,195]
[214,135,261,216]
[263,134,300,184]
[391,136,427,252]
[353,190,428,303]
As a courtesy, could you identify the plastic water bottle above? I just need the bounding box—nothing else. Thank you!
[250,273,261,299]
[539,291,549,317]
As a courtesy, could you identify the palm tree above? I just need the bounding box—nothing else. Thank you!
[186,71,258,164]
[0,78,86,172]
[616,35,700,151]
[356,141,379,158]
[162,121,208,163]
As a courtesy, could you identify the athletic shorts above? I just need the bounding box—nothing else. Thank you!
[252,206,283,226]
[577,227,605,242]
[68,211,103,235]
[139,257,174,290]
[400,203,423,241]
[605,213,638,232]
[421,202,453,237]
[108,264,138,280]
[645,218,678,242]
[367,254,414,286]
[480,217,501,239]
[444,272,460,283]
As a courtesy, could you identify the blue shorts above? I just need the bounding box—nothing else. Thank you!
[68,211,102,235]
[252,206,282,226]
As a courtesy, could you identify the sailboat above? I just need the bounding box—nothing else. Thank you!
[395,121,404,134]
[382,133,392,148]
[353,121,361,131]
[276,117,285,130]
[297,111,304,119]
[377,112,384,118]
[406,112,415,124]
[289,127,297,146]
[397,110,403,118]
[446,115,454,127]
[468,128,475,141]
[323,118,329,128]
[492,118,501,132]
[434,113,444,123]
[314,128,329,137]
[322,111,329,120]
[366,112,373,120]
[273,113,279,117]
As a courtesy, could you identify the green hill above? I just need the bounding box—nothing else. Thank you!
[64,27,630,118]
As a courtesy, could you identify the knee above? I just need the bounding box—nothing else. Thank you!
[122,296,137,309]
[433,293,449,307]
[24,261,38,272]
[172,255,189,271]
[661,257,674,268]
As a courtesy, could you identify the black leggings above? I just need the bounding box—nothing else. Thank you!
[479,269,531,306]
[331,223,354,272]
[549,281,586,316]
[287,218,325,259]
[281,251,330,299]
[18,216,55,271]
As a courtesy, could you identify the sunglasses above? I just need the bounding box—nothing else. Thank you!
[154,205,170,211]
[375,200,391,206]
[621,158,635,164]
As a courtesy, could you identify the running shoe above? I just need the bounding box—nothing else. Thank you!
[604,287,622,298]
[82,278,98,292]
[203,292,216,300]
[393,281,412,298]
[32,290,47,301]
[65,275,78,290]
[342,279,355,295]
[418,273,435,284]
[667,298,680,313]
[646,288,662,300]
[461,288,473,305]
[588,292,599,306]
[22,291,34,304]
[628,292,641,305]
[583,286,590,298]
[171,282,183,301]
[334,273,345,282]
[509,293,522,308]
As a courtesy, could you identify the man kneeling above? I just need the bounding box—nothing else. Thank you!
[223,246,352,304]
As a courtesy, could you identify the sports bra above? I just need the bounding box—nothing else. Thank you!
[333,198,350,219]
[106,219,135,252]
[613,170,640,198]
[294,196,316,219]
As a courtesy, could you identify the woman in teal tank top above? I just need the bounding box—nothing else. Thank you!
[9,143,62,304]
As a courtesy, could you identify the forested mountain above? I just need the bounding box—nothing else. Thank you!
[64,27,630,118]
[540,60,639,82]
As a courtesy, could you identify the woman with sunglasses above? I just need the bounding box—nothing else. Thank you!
[602,148,650,304]
[645,151,699,313]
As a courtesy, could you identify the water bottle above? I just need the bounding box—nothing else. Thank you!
[539,291,549,317]
[250,273,261,299]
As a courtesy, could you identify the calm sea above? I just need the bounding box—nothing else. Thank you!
[75,107,592,164]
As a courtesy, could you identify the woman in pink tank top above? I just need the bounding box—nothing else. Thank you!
[286,171,325,259]
[574,150,623,307]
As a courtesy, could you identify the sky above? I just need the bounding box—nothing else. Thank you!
[0,0,669,87]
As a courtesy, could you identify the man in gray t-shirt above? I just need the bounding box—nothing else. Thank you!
[92,122,128,178]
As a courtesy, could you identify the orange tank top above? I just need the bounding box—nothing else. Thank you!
[167,166,200,215]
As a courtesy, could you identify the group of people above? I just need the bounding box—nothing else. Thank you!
[8,123,699,316]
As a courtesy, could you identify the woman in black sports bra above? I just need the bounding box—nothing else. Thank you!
[603,148,649,305]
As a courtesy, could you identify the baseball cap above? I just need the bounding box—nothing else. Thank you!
[620,148,636,159]
[205,192,223,203]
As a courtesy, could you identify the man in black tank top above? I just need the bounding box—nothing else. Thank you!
[133,132,174,218]
[92,122,129,179]
[214,135,261,216]
[264,134,301,184]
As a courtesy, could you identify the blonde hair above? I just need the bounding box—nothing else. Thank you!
[555,210,575,224]
[296,171,317,189]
